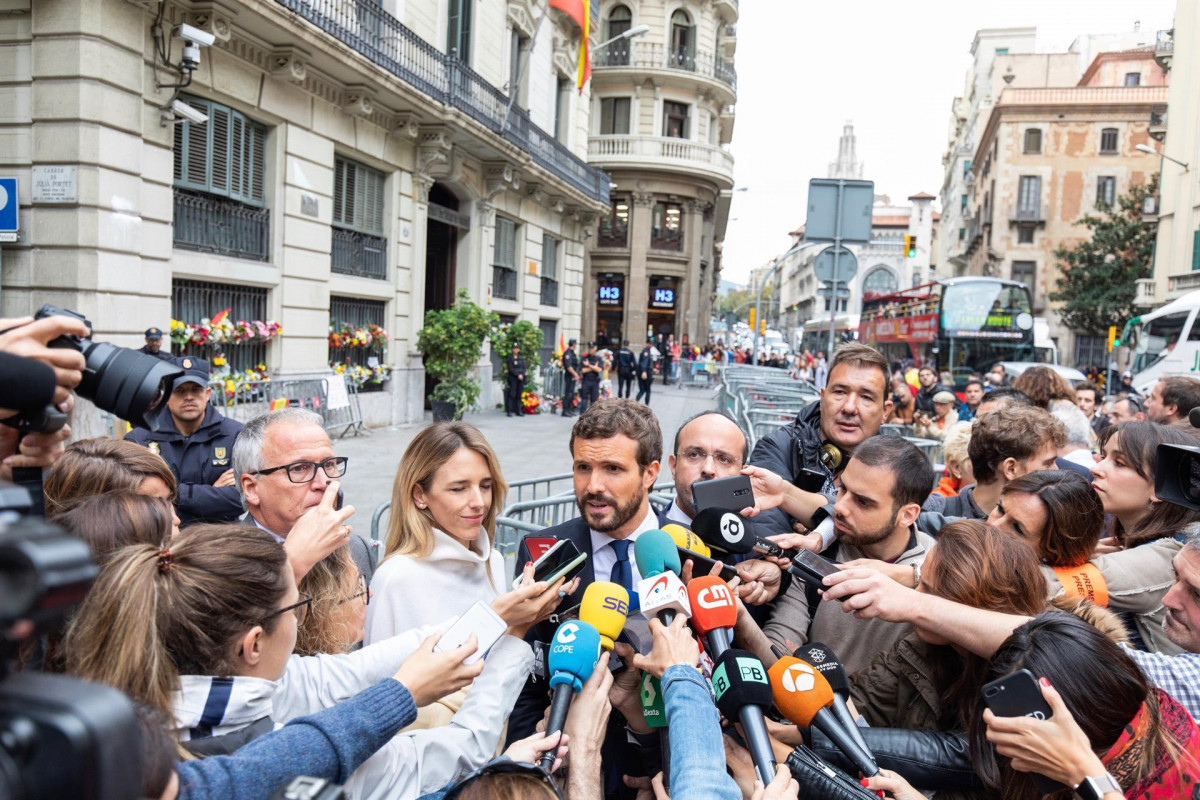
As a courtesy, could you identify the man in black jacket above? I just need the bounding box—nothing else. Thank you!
[636,341,654,404]
[747,342,893,535]
[616,339,636,399]
[504,343,526,417]
[126,356,244,525]
[913,366,948,414]
[562,339,580,417]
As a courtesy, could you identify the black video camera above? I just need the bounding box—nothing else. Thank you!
[1156,444,1200,511]
[3,304,183,434]
[0,483,142,799]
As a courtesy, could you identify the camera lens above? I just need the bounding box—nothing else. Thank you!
[75,342,182,432]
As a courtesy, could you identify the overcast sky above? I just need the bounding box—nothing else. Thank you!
[720,0,1177,286]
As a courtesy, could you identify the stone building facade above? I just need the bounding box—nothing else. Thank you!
[0,0,610,428]
[581,0,738,351]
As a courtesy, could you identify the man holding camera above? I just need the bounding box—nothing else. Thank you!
[125,357,244,526]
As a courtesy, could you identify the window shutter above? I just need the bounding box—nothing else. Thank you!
[364,168,384,234]
[231,114,248,201]
[543,235,557,279]
[210,105,231,195]
[495,218,515,268]
[333,159,347,226]
[248,122,265,204]
[344,161,359,227]
[1193,231,1200,272]
[176,98,212,192]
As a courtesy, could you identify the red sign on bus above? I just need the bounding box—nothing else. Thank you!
[859,313,938,343]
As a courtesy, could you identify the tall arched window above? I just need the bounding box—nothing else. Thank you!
[670,10,694,68]
[862,267,897,299]
[606,5,632,65]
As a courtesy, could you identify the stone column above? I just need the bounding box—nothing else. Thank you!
[627,192,654,341]
[395,170,432,423]
[682,199,704,343]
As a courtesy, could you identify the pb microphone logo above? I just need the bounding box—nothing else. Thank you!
[781,662,816,693]
[719,513,744,544]
[697,584,734,609]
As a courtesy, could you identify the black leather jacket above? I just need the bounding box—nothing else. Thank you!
[810,727,989,796]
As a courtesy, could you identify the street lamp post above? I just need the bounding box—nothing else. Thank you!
[1136,142,1190,172]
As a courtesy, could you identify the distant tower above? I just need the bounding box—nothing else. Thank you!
[827,120,865,179]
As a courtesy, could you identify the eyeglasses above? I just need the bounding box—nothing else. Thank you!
[339,575,370,607]
[265,592,313,626]
[676,448,742,468]
[254,457,348,484]
[443,759,562,800]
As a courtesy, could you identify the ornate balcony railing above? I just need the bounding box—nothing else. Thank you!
[540,277,559,306]
[593,41,736,92]
[332,227,388,279]
[1009,204,1047,223]
[588,135,735,185]
[173,189,270,262]
[275,0,609,205]
[493,266,518,300]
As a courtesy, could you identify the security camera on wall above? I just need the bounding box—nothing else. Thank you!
[170,99,208,125]
[174,24,215,71]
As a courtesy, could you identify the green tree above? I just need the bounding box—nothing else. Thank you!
[714,285,773,322]
[489,319,544,390]
[416,289,498,416]
[1049,174,1158,335]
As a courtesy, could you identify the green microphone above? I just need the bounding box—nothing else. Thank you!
[641,671,671,789]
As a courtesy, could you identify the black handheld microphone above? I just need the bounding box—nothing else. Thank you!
[796,642,874,761]
[712,649,777,785]
[692,507,788,558]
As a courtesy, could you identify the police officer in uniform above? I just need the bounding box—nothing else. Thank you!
[504,343,527,418]
[138,327,175,361]
[126,356,245,526]
[616,339,636,399]
[579,342,603,415]
[561,338,580,417]
[636,340,654,404]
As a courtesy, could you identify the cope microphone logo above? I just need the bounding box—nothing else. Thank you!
[780,662,817,693]
[551,622,579,655]
[719,513,744,544]
[696,584,734,609]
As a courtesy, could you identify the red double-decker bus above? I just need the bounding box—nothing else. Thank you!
[858,277,1036,386]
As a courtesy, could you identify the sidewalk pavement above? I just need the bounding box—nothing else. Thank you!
[336,383,721,535]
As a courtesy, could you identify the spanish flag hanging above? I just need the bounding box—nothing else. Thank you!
[549,0,591,91]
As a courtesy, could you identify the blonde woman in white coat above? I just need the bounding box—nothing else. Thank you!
[367,422,575,730]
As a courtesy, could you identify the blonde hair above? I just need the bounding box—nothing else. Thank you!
[44,438,178,518]
[296,545,360,656]
[941,421,973,474]
[384,422,508,560]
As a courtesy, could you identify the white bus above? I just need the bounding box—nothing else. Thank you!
[1124,289,1200,394]
[799,314,859,357]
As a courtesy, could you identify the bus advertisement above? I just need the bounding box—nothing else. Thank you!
[858,278,1036,386]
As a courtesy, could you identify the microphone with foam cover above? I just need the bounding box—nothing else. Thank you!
[712,649,777,785]
[693,507,787,558]
[1190,406,1200,429]
[634,530,691,626]
[796,642,873,762]
[687,575,737,659]
[540,620,603,770]
[580,581,629,652]
[665,523,739,582]
[768,656,878,778]
[0,352,56,415]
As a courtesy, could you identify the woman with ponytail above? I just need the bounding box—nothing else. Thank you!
[65,523,569,799]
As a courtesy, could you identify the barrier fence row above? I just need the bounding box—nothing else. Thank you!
[206,375,368,437]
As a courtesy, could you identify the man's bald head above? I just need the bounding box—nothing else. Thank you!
[669,412,749,520]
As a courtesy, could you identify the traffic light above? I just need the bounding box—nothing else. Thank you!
[748,307,756,331]
[904,235,917,258]
[1107,325,1119,352]
[760,320,766,335]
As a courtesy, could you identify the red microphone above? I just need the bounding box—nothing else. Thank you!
[687,575,737,659]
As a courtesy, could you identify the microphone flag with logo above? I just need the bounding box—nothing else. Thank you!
[581,581,629,651]
[540,619,602,770]
[711,649,777,785]
[768,656,878,778]
[796,642,873,758]
[687,575,737,658]
[692,508,787,558]
[634,530,691,625]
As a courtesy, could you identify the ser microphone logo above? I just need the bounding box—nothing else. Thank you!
[780,662,816,693]
[601,596,629,615]
[719,513,745,545]
[697,584,734,609]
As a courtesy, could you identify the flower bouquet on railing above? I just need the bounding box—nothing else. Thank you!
[171,317,281,347]
[217,364,271,406]
[331,361,391,388]
[521,390,540,415]
[328,322,390,350]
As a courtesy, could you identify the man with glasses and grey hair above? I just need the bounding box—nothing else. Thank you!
[232,408,370,584]
[1108,395,1146,427]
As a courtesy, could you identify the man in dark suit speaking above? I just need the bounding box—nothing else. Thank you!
[506,398,665,794]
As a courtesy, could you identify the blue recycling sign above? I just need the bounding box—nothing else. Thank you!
[0,178,17,233]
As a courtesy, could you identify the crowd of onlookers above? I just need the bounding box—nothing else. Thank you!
[5,310,1200,800]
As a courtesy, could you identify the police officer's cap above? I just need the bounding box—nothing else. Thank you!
[145,327,163,339]
[568,338,577,346]
[172,356,211,388]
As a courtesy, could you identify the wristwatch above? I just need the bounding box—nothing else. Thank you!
[1074,772,1121,800]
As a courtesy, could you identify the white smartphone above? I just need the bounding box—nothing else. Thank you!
[434,600,508,665]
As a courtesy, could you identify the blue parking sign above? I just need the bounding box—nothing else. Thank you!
[0,178,17,232]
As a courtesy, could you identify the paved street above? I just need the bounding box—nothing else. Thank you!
[336,384,722,537]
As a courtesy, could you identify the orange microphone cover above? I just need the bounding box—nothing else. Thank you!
[768,656,834,727]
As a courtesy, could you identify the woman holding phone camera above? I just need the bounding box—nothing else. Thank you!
[367,422,578,728]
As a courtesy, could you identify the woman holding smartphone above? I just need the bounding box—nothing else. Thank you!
[367,422,576,728]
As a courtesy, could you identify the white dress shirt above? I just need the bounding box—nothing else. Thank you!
[663,497,693,527]
[589,504,661,586]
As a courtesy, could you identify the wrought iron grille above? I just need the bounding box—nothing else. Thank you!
[173,189,270,262]
[540,277,559,307]
[493,266,519,301]
[331,228,388,279]
[172,279,269,372]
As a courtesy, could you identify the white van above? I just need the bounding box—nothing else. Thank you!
[1125,289,1200,395]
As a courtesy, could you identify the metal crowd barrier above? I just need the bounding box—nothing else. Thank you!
[677,361,725,388]
[206,375,367,437]
[541,365,572,414]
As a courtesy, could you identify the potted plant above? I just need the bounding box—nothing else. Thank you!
[416,289,498,421]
